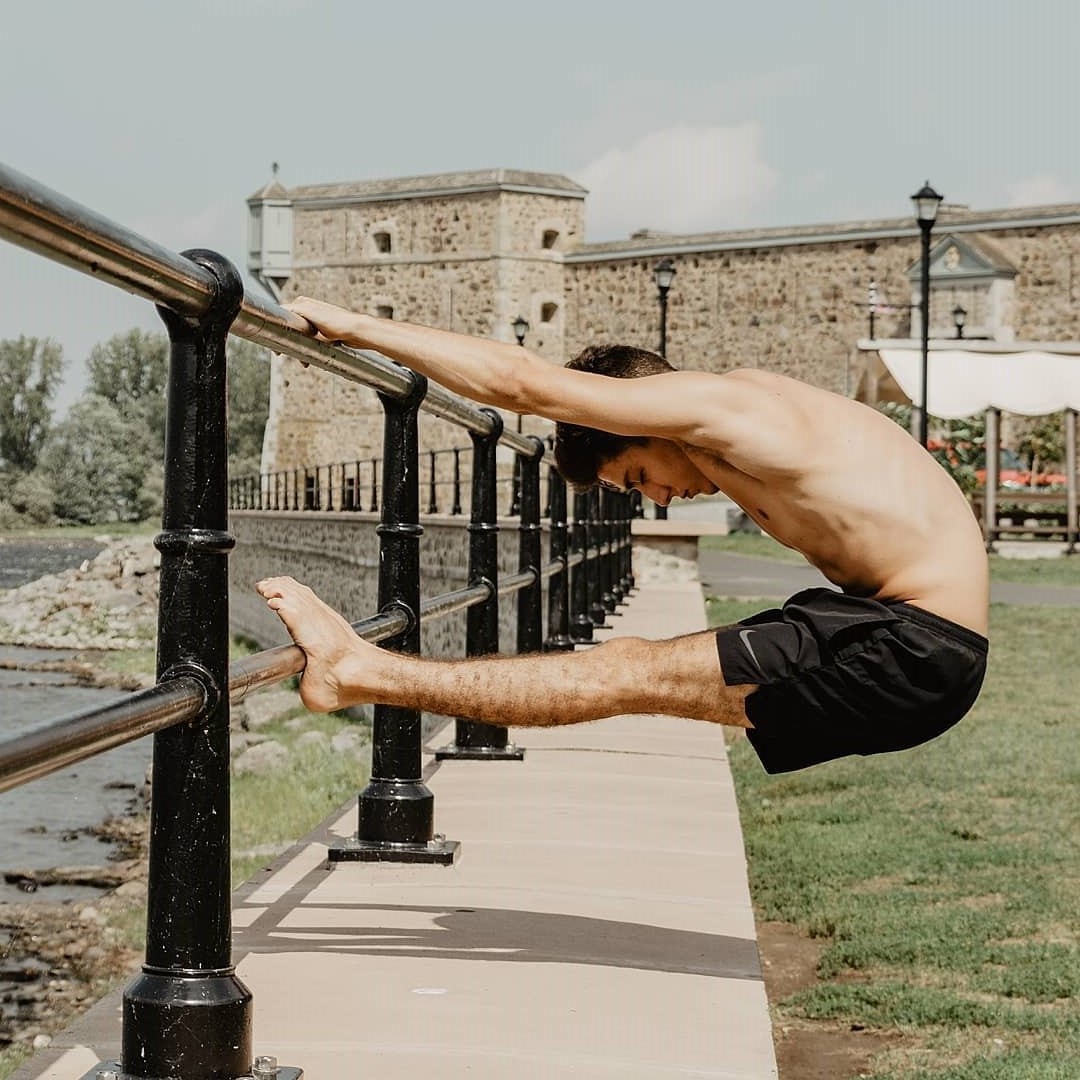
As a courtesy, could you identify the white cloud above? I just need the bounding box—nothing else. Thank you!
[575,123,778,241]
[1004,173,1078,208]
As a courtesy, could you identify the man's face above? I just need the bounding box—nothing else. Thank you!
[596,439,717,507]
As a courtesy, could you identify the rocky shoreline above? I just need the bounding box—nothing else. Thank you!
[1,537,169,1055]
[0,815,149,1053]
[0,535,327,1059]
[0,535,159,651]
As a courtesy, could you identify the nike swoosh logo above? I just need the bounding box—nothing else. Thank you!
[738,628,761,672]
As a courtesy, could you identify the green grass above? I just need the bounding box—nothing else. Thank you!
[229,708,369,867]
[0,1049,28,1080]
[701,530,1080,587]
[0,521,157,540]
[709,598,1080,1078]
[699,532,807,563]
[985,555,1080,586]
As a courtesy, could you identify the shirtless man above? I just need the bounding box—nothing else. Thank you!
[257,297,989,773]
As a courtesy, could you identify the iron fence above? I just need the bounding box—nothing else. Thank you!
[0,161,636,1080]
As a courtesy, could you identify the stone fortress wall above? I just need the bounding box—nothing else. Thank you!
[247,167,1080,478]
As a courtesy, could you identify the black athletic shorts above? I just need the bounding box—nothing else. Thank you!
[714,587,989,774]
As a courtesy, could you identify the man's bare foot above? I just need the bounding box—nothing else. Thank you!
[255,576,380,713]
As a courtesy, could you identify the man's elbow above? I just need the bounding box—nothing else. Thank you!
[502,350,554,414]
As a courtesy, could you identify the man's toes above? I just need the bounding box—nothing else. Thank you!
[257,576,298,597]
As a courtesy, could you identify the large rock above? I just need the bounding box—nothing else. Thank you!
[242,688,301,730]
[232,740,289,776]
[0,536,160,649]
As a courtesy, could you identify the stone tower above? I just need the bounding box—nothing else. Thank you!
[248,169,586,476]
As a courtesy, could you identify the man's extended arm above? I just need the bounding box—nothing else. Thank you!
[284,296,756,451]
[286,296,553,416]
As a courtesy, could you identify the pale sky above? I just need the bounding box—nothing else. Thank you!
[2,0,1078,414]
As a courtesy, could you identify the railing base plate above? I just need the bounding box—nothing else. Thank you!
[81,1064,303,1080]
[434,743,526,761]
[327,836,460,865]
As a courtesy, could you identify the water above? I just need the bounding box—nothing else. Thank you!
[1,537,152,903]
[0,536,105,589]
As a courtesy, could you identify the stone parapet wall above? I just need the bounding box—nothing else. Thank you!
[229,511,550,664]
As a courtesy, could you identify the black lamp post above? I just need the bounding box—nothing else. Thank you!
[653,258,676,358]
[652,260,676,518]
[509,315,529,515]
[952,305,966,339]
[911,181,943,447]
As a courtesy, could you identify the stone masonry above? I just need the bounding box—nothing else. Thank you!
[247,168,1080,478]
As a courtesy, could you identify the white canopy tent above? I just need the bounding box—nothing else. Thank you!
[854,339,1080,548]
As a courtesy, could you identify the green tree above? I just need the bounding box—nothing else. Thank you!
[0,335,64,473]
[227,338,271,477]
[86,329,169,446]
[877,403,985,495]
[1015,412,1065,485]
[39,395,156,523]
[10,470,56,525]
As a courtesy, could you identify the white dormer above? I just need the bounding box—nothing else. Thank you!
[247,163,293,300]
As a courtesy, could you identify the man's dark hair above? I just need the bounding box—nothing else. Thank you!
[553,344,675,490]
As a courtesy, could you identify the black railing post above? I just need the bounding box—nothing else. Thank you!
[517,438,545,657]
[120,250,260,1080]
[622,492,635,596]
[428,449,439,514]
[587,489,608,629]
[330,373,458,866]
[543,466,574,652]
[451,448,463,515]
[599,489,618,614]
[437,410,524,760]
[369,457,379,512]
[569,491,594,642]
[607,490,626,606]
[509,453,522,516]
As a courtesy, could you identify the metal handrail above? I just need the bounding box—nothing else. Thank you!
[0,676,206,794]
[0,161,540,458]
[0,158,633,1078]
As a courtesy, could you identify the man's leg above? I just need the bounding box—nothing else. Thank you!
[256,576,756,728]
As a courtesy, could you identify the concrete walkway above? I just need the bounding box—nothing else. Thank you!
[21,576,778,1080]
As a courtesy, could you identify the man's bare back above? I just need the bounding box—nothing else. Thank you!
[670,370,989,635]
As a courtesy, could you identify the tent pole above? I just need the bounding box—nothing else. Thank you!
[1066,408,1077,555]
[984,407,1000,552]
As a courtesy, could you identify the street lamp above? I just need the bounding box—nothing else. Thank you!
[653,258,676,358]
[509,315,529,515]
[911,180,943,447]
[652,260,676,518]
[952,305,966,339]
